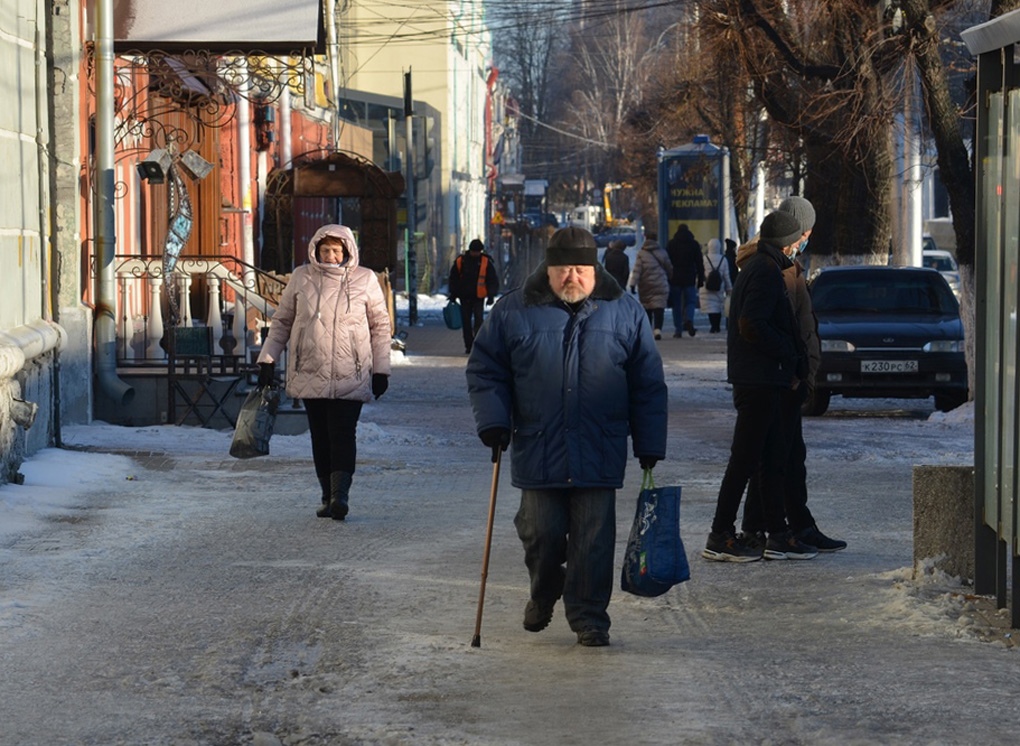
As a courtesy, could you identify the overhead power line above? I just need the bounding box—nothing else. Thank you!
[513,109,611,148]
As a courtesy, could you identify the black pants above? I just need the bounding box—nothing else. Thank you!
[742,385,815,533]
[514,487,616,633]
[459,297,486,351]
[711,385,788,535]
[646,307,665,332]
[303,398,364,480]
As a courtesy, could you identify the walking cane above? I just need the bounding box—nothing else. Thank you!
[471,446,502,648]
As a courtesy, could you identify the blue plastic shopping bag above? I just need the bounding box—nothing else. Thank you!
[621,469,690,597]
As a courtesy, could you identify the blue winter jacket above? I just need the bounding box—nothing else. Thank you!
[466,262,668,490]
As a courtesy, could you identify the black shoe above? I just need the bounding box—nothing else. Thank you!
[330,498,349,521]
[685,321,697,337]
[673,331,683,338]
[764,530,818,560]
[702,530,763,562]
[796,525,847,552]
[523,600,555,632]
[316,477,331,517]
[329,471,353,521]
[576,628,610,647]
[737,530,766,553]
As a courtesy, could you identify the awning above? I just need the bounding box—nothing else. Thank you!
[109,0,326,54]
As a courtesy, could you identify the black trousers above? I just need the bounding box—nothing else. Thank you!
[303,398,364,480]
[646,307,665,332]
[711,385,788,535]
[742,385,815,533]
[459,297,486,351]
[514,487,616,633]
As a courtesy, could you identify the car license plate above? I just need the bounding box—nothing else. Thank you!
[861,360,918,373]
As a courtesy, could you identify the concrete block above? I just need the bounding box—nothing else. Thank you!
[912,464,975,582]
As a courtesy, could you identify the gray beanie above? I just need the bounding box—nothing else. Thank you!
[759,211,803,249]
[778,195,816,233]
[546,226,598,266]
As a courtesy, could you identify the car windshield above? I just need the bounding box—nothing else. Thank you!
[811,273,959,315]
[922,254,957,273]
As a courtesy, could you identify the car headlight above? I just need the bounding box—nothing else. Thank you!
[821,339,855,352]
[923,340,964,352]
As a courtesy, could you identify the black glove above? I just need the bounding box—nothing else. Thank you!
[372,373,389,399]
[479,427,511,462]
[257,363,275,388]
[485,296,494,307]
[639,456,659,470]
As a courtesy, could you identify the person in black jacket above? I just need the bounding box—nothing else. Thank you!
[723,238,739,283]
[665,224,705,337]
[601,239,630,289]
[703,210,816,563]
[449,239,500,353]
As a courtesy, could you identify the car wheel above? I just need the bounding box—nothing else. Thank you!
[934,391,968,413]
[802,388,830,416]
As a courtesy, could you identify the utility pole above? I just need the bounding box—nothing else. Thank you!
[404,69,417,325]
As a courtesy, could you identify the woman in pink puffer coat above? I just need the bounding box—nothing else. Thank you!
[257,224,392,521]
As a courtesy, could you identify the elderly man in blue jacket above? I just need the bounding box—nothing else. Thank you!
[466,226,668,647]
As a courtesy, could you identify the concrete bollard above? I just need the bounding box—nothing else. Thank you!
[912,464,975,582]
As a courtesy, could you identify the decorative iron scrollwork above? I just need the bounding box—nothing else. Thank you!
[86,43,316,155]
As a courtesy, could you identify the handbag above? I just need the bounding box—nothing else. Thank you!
[229,384,281,459]
[443,298,463,330]
[621,469,690,597]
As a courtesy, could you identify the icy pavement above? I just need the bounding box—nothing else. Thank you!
[1,308,1014,745]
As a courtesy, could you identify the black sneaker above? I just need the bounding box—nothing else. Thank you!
[796,525,847,552]
[737,530,766,553]
[685,321,697,337]
[576,628,610,647]
[764,531,818,560]
[523,599,555,632]
[702,531,763,562]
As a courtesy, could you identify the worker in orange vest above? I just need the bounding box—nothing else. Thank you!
[449,239,500,354]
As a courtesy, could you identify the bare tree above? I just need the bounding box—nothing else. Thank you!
[488,3,570,174]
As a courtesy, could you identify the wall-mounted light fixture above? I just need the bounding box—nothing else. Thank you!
[136,148,172,184]
[179,150,214,180]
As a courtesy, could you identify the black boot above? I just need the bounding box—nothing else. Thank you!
[329,471,353,521]
[315,476,331,518]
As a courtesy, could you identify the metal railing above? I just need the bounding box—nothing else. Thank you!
[112,254,286,367]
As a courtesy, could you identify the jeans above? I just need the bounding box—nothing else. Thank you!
[668,285,698,333]
[514,487,616,632]
[304,398,364,479]
[711,385,788,536]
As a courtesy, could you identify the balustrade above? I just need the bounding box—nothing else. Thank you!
[110,255,285,368]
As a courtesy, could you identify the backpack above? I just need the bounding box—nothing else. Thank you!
[705,256,722,292]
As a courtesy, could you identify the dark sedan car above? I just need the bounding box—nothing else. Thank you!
[804,266,968,415]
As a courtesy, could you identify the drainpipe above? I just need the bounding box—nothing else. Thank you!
[36,11,61,444]
[93,0,134,405]
[280,69,292,167]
